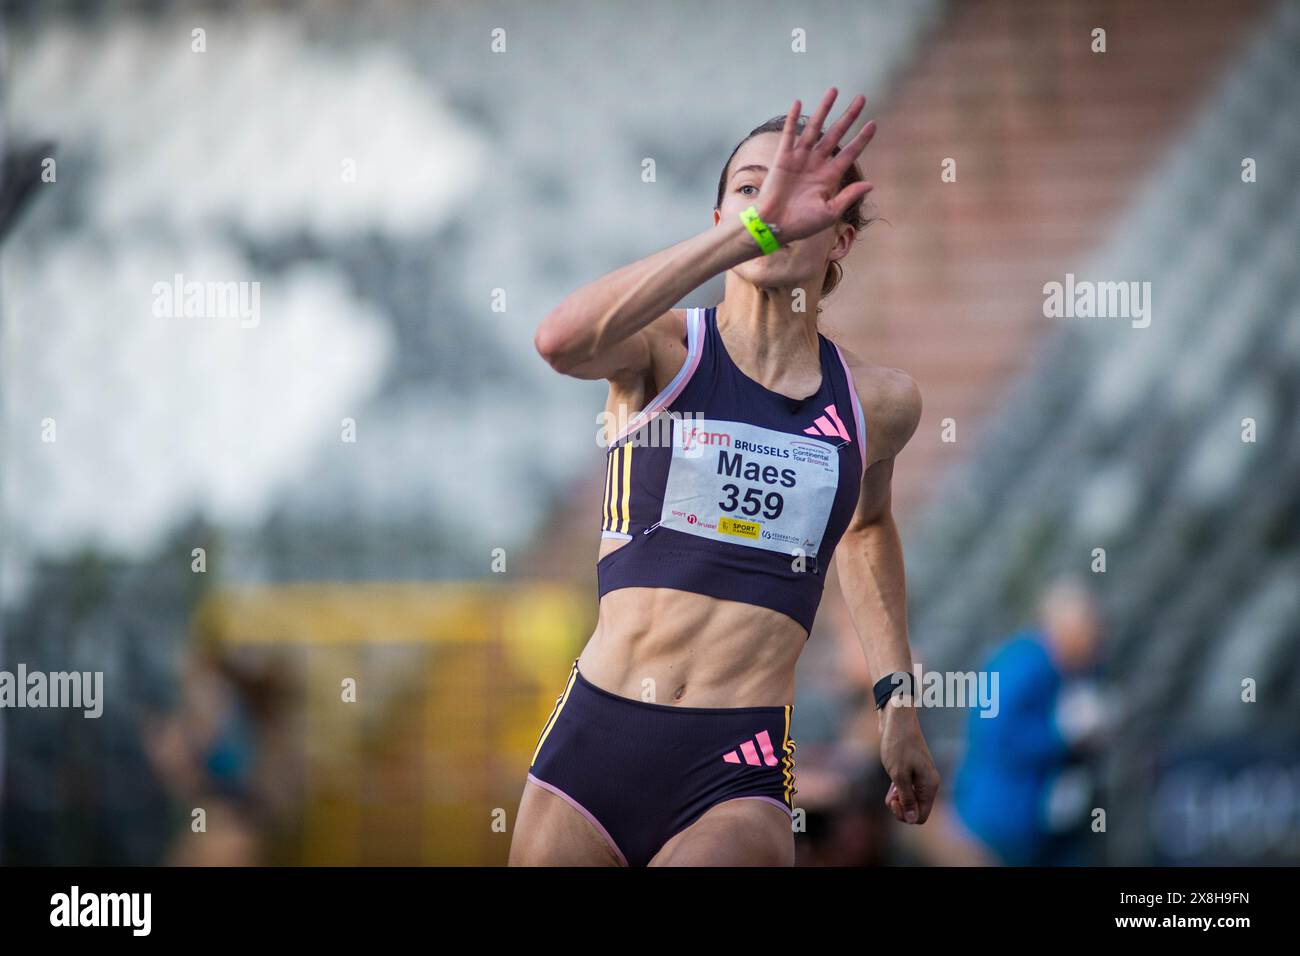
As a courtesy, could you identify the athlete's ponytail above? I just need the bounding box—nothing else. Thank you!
[714,114,876,308]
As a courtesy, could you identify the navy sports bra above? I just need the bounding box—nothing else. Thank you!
[597,306,867,636]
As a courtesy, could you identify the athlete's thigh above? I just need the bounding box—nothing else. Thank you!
[508,779,625,867]
[648,798,795,867]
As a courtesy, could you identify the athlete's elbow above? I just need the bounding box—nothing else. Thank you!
[533,309,585,375]
[845,506,896,539]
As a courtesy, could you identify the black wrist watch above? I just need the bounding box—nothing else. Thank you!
[873,671,917,710]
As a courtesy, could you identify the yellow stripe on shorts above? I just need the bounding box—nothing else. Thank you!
[530,659,580,767]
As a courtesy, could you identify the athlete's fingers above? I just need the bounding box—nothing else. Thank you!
[893,771,921,824]
[799,87,838,150]
[831,120,878,176]
[883,785,904,822]
[777,98,802,159]
[831,180,873,219]
[915,790,936,824]
[914,768,940,824]
[815,93,865,156]
[885,782,907,822]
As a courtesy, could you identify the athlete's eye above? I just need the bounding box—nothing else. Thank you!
[737,184,758,196]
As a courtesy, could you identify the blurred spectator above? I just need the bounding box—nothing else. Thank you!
[144,652,268,866]
[953,579,1113,865]
[898,579,1115,865]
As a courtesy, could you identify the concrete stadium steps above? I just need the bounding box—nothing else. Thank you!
[836,0,1269,517]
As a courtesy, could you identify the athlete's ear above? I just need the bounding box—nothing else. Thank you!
[713,208,721,226]
[829,223,856,261]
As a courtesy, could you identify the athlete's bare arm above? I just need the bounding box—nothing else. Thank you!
[832,352,940,826]
[532,220,761,385]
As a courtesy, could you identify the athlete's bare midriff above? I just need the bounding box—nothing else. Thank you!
[576,536,805,708]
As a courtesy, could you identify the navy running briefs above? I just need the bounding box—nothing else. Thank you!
[527,659,796,866]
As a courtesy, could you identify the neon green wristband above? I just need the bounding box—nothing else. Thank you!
[739,204,780,255]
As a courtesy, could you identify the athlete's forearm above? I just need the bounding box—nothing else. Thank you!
[535,215,765,373]
[836,514,914,683]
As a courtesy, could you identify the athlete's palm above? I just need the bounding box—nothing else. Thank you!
[757,88,876,243]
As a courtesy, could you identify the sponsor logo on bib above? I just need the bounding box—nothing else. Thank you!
[719,517,762,540]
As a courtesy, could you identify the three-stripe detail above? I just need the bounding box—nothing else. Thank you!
[780,706,797,809]
[530,659,580,767]
[602,443,633,535]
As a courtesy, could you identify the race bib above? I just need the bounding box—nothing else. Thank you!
[659,418,840,558]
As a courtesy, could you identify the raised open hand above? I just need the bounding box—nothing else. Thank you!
[756,88,876,244]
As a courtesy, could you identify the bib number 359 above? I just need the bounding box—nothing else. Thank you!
[718,484,784,520]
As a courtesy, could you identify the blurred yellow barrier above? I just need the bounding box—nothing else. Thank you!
[192,581,592,865]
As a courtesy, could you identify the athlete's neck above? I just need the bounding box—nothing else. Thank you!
[715,281,822,396]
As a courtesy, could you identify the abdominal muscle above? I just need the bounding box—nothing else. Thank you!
[576,536,806,708]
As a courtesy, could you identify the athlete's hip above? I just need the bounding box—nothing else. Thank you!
[527,658,798,866]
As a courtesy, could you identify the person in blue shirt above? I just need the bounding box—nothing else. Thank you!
[952,579,1109,865]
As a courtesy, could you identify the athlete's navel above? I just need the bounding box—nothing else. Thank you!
[672,683,687,702]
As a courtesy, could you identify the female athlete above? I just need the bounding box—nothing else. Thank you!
[511,87,939,866]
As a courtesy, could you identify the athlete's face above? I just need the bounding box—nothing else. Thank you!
[714,132,855,298]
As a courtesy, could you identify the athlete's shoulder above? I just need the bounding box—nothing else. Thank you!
[601,307,688,394]
[645,307,690,346]
[645,306,692,373]
[836,344,921,461]
[607,307,693,401]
